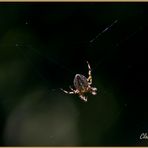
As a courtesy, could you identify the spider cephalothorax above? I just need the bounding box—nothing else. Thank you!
[61,61,97,102]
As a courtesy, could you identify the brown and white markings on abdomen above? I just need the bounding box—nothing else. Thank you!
[74,74,88,91]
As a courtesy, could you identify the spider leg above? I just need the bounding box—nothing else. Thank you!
[79,95,87,102]
[91,87,97,95]
[87,61,92,84]
[69,86,74,91]
[60,88,75,94]
[69,86,79,93]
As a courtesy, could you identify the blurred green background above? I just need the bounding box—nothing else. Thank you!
[0,2,148,146]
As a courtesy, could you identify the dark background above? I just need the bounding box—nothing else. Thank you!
[0,2,148,146]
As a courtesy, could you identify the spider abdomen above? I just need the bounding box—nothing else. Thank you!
[73,74,88,91]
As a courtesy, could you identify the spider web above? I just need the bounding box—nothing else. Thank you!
[15,19,119,92]
[15,42,75,90]
[14,18,144,98]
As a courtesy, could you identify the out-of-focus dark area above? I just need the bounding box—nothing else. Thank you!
[0,2,148,146]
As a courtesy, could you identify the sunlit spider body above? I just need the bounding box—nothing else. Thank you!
[61,61,97,102]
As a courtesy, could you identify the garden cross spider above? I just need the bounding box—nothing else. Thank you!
[61,61,97,102]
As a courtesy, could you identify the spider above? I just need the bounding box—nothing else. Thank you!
[61,61,97,102]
